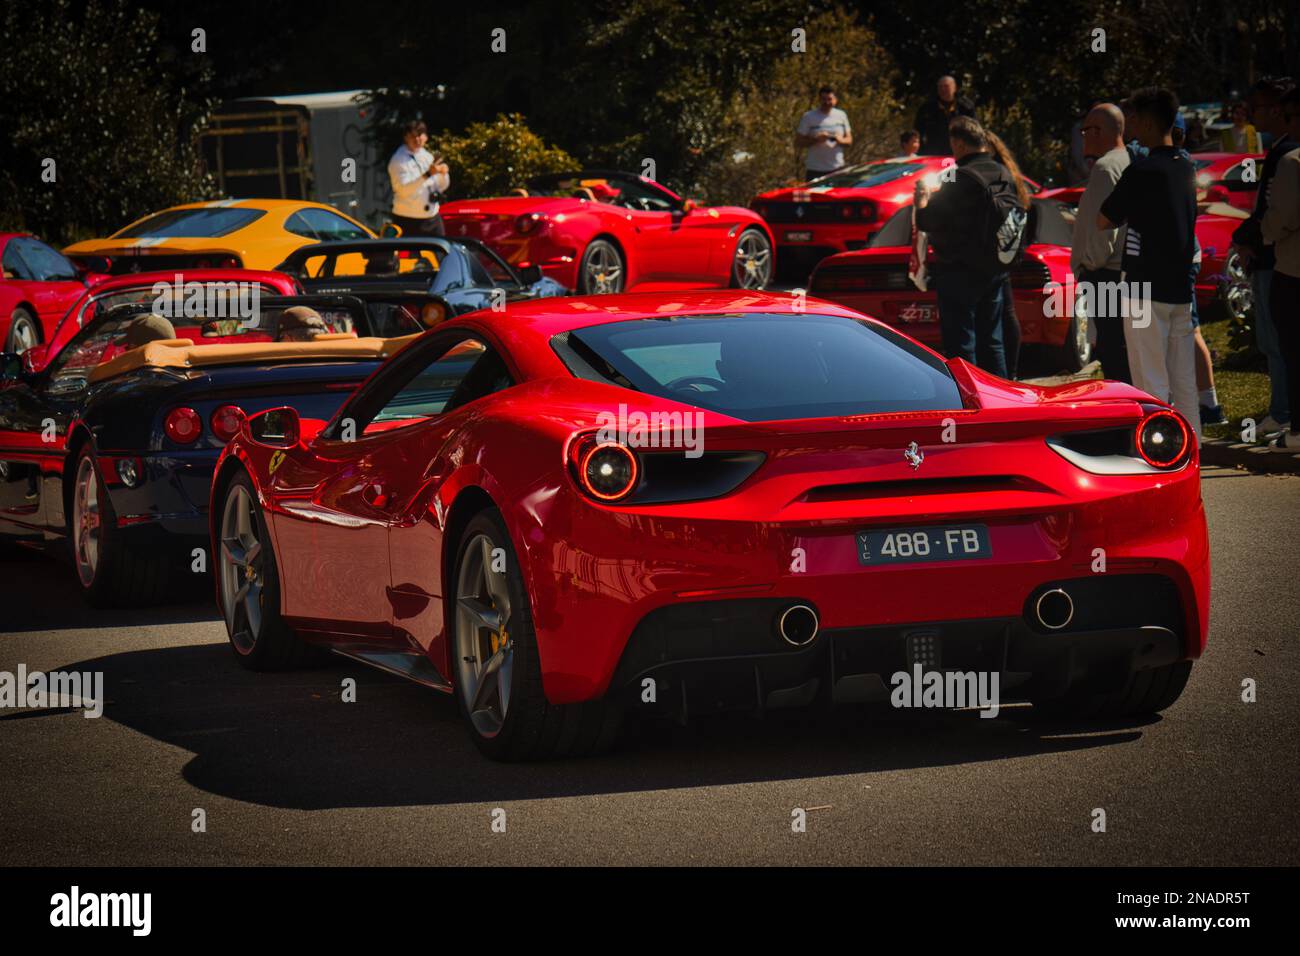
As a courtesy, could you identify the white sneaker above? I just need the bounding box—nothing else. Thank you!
[1268,431,1300,452]
[1260,415,1291,436]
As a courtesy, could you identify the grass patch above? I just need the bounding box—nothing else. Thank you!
[1200,315,1270,440]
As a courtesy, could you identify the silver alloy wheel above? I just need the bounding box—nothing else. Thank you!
[583,243,623,294]
[7,313,37,353]
[734,230,772,289]
[1224,280,1253,323]
[72,456,101,586]
[455,532,514,738]
[1225,249,1248,284]
[1073,312,1091,366]
[219,484,265,654]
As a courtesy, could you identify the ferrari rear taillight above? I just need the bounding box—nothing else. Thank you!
[568,434,639,502]
[164,407,202,444]
[210,404,247,442]
[515,213,544,235]
[1137,410,1191,468]
[218,256,241,269]
[581,444,639,501]
[421,301,447,327]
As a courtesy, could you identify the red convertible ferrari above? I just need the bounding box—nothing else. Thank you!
[212,291,1209,760]
[439,170,774,294]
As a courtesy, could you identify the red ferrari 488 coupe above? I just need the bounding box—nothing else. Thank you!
[439,170,774,294]
[212,291,1209,760]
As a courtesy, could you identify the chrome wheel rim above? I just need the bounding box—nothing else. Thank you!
[1224,281,1253,322]
[455,532,514,739]
[9,316,36,353]
[734,231,772,289]
[219,485,264,654]
[584,244,623,294]
[72,456,100,586]
[1074,313,1090,365]
[1225,250,1248,284]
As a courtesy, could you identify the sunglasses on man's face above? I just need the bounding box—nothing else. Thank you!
[1080,125,1102,134]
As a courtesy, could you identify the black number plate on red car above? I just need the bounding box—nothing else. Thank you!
[857,525,991,565]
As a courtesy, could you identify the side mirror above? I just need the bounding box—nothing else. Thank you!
[681,199,697,213]
[1206,185,1230,203]
[21,343,51,374]
[517,263,543,285]
[247,406,302,448]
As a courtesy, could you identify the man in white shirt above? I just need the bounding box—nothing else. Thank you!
[388,120,451,236]
[796,86,852,181]
[1071,103,1131,382]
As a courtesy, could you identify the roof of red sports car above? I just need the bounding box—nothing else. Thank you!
[460,289,867,337]
[438,290,874,381]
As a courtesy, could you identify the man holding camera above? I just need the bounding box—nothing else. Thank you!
[388,120,451,237]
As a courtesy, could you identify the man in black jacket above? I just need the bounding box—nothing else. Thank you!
[914,76,976,156]
[1232,76,1295,436]
[914,116,1015,377]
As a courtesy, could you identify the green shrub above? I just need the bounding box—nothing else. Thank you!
[432,114,578,199]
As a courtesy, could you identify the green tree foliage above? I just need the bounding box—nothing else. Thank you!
[434,114,578,198]
[703,7,903,206]
[0,0,216,244]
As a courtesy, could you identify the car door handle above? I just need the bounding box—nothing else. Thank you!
[361,482,388,508]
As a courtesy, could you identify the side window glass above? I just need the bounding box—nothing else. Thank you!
[3,243,32,280]
[21,239,78,280]
[285,211,318,240]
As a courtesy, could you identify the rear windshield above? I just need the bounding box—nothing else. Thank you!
[810,161,926,189]
[556,313,962,422]
[114,208,266,239]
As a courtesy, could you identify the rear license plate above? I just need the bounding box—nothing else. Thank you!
[889,301,936,323]
[857,525,991,565]
[784,231,813,242]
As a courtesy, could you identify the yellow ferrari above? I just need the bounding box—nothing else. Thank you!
[63,199,374,274]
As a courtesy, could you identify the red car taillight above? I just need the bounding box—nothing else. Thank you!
[1137,410,1190,468]
[210,404,246,442]
[515,213,543,234]
[421,301,447,327]
[568,434,639,502]
[164,407,202,444]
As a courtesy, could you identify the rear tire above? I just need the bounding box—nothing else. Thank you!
[1031,661,1192,719]
[452,507,621,760]
[217,471,319,670]
[69,446,171,607]
[730,227,773,289]
[577,239,625,294]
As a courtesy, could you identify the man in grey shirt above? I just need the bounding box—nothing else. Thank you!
[1071,103,1131,382]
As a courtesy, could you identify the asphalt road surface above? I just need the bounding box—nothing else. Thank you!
[2,465,1297,866]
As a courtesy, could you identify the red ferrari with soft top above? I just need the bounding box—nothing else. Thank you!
[440,170,774,294]
[212,291,1210,760]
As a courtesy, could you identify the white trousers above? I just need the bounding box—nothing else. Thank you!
[1121,296,1201,437]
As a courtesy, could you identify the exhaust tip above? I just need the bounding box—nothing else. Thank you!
[1034,588,1074,630]
[777,604,819,646]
